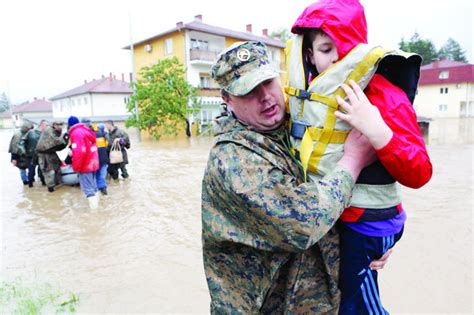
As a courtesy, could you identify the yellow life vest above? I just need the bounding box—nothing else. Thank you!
[285,35,421,208]
[96,136,107,148]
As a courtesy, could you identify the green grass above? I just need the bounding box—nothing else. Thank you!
[0,281,79,314]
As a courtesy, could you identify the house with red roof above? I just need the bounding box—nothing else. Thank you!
[10,98,53,127]
[50,73,132,122]
[413,59,474,118]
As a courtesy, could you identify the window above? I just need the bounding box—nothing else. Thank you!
[164,38,173,55]
[84,97,88,104]
[439,71,449,79]
[190,38,209,50]
[78,98,81,105]
[200,73,211,88]
[440,87,448,94]
[438,104,448,112]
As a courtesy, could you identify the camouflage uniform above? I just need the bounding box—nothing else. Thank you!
[19,126,45,185]
[36,125,67,188]
[8,122,33,169]
[202,115,355,314]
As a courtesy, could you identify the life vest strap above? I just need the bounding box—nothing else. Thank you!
[307,127,348,144]
[285,86,339,109]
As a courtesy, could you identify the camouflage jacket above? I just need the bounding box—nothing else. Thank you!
[19,128,42,157]
[201,115,355,314]
[36,126,67,154]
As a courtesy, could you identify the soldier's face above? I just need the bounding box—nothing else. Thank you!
[52,124,62,132]
[224,78,285,131]
[40,122,48,131]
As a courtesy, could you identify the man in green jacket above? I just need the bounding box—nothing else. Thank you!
[19,119,48,187]
[36,120,68,192]
[105,120,131,180]
[8,121,33,185]
[201,41,382,314]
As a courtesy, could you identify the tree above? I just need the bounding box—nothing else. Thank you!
[399,32,439,65]
[270,27,292,43]
[126,57,200,139]
[438,38,468,63]
[0,92,10,113]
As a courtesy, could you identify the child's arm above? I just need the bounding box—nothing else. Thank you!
[335,77,432,189]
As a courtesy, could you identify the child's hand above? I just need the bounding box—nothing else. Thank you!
[335,80,393,150]
[369,248,393,270]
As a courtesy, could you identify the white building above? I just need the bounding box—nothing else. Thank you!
[50,74,133,122]
[414,60,474,118]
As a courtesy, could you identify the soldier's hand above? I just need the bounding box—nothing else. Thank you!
[113,138,120,144]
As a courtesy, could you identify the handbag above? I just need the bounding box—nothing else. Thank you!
[109,141,124,164]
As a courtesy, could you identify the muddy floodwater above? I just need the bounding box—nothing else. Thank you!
[1,118,472,314]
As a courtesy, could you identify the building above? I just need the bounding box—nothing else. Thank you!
[11,98,53,127]
[0,109,13,129]
[124,15,286,134]
[414,59,474,118]
[50,74,133,122]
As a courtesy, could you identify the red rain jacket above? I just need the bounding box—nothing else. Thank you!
[69,124,100,173]
[292,0,432,189]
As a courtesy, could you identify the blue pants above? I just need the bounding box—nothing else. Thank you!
[78,172,98,197]
[19,168,28,183]
[96,164,108,189]
[339,223,403,315]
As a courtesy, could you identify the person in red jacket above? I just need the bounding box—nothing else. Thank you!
[291,0,433,313]
[68,116,100,209]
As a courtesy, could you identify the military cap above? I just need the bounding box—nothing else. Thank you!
[211,41,279,96]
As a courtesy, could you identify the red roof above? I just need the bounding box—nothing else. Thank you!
[50,77,132,101]
[419,59,474,85]
[123,20,285,50]
[12,99,52,114]
[0,109,12,118]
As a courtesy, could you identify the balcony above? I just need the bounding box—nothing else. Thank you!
[189,48,220,65]
[197,88,221,97]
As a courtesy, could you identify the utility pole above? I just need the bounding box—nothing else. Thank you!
[129,12,141,142]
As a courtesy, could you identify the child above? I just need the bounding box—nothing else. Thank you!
[286,0,433,313]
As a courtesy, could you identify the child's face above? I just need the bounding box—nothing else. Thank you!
[308,33,339,74]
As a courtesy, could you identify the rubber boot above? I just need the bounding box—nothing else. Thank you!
[87,194,99,210]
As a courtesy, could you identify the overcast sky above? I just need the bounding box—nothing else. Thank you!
[0,0,472,104]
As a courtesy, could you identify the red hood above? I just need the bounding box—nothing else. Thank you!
[70,124,96,142]
[291,0,368,59]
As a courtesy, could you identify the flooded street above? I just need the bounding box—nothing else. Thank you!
[1,118,472,314]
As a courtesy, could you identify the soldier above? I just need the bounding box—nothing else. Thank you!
[8,121,34,185]
[36,119,68,192]
[201,41,386,313]
[105,120,130,180]
[19,119,48,187]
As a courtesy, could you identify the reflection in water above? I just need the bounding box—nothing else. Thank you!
[1,118,472,313]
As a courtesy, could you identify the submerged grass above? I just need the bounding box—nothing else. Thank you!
[0,280,79,314]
